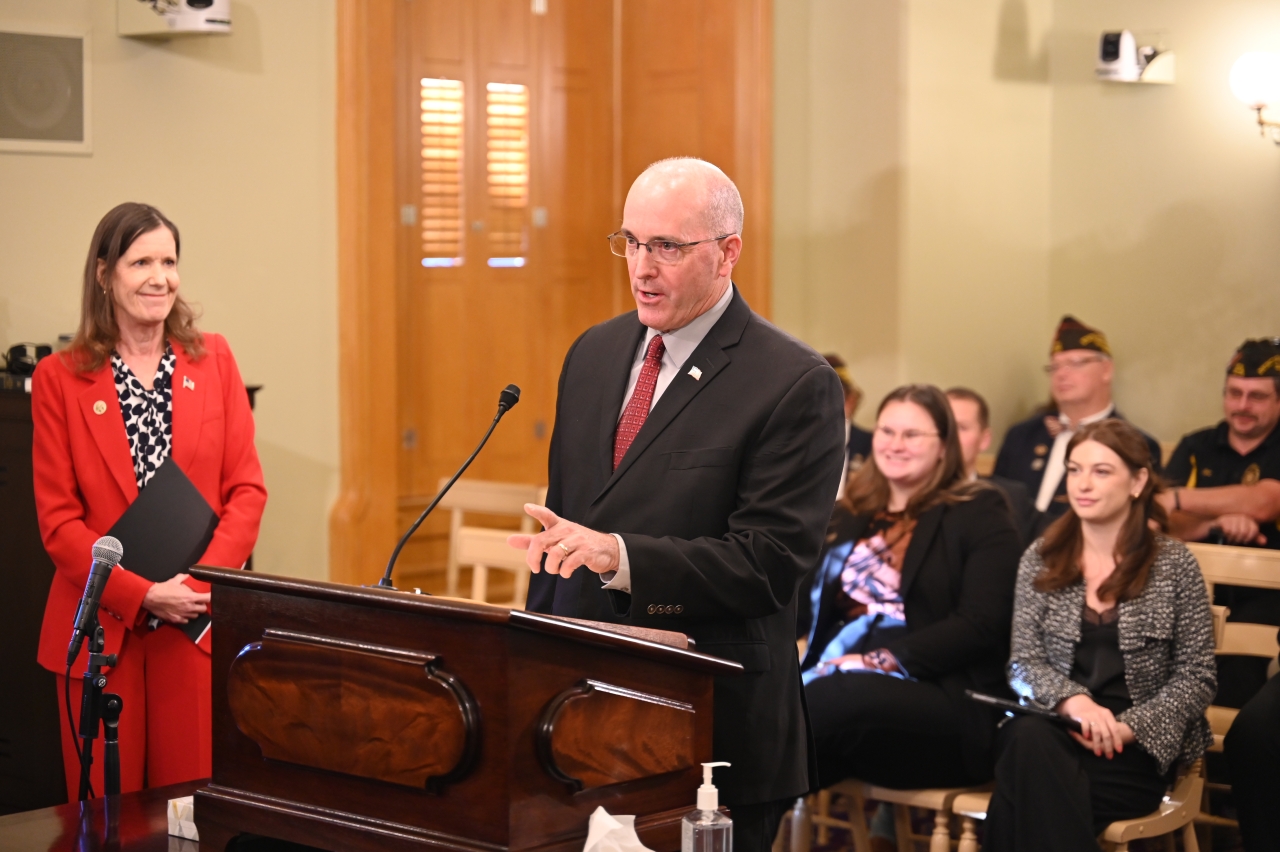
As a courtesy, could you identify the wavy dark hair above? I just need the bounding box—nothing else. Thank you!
[67,202,203,373]
[1035,419,1168,603]
[843,384,987,518]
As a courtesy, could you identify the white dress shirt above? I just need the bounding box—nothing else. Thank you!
[1034,403,1115,512]
[601,284,735,593]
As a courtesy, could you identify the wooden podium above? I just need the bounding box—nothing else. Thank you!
[188,567,741,852]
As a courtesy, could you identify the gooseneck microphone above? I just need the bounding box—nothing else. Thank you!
[378,384,521,589]
[67,536,123,666]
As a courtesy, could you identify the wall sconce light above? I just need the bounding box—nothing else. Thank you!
[1230,52,1280,144]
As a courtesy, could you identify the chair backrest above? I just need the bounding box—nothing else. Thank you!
[974,453,995,478]
[1187,541,1280,596]
[437,478,544,516]
[454,526,533,572]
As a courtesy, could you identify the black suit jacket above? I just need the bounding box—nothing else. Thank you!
[527,287,846,806]
[994,409,1162,531]
[801,488,1022,779]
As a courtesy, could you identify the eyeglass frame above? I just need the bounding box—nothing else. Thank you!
[606,231,737,265]
[873,426,941,447]
[1043,354,1108,374]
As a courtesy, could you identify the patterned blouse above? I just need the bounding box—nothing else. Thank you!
[835,510,915,623]
[111,346,176,489]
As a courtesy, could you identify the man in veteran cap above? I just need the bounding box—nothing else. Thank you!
[994,315,1163,532]
[1162,338,1280,549]
[1161,338,1280,710]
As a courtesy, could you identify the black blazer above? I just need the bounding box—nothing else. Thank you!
[801,488,1022,778]
[527,287,846,806]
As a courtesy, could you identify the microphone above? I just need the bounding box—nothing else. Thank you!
[378,385,521,589]
[67,536,123,666]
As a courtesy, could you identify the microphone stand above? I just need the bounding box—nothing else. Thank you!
[76,609,123,801]
[377,385,521,590]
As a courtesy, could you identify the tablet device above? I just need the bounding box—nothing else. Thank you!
[965,689,1084,734]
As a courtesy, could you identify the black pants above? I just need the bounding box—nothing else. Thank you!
[805,671,982,789]
[725,798,793,852]
[984,716,1169,852]
[1225,672,1280,852]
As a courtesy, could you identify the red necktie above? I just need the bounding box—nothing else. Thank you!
[614,334,664,469]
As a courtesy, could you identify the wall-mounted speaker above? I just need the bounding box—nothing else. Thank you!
[0,30,91,155]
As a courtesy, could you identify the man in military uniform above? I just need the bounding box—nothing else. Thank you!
[1161,338,1280,707]
[1163,338,1280,548]
[993,315,1162,532]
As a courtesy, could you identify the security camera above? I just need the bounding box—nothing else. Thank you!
[1096,31,1157,82]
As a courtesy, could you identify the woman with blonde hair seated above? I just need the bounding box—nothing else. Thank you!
[802,384,1022,791]
[986,419,1215,850]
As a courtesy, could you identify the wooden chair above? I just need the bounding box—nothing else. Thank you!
[781,780,990,852]
[453,525,534,608]
[953,760,1204,852]
[435,478,545,596]
[1186,543,1280,848]
[974,453,996,478]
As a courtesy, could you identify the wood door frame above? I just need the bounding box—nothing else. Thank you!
[330,0,773,584]
[330,0,400,586]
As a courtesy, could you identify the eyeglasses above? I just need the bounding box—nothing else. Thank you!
[1044,356,1105,374]
[874,426,940,447]
[607,231,736,266]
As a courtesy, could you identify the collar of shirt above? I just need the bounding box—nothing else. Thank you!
[1056,402,1115,431]
[636,282,734,371]
[619,283,734,421]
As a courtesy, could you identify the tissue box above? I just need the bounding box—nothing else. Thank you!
[167,796,199,841]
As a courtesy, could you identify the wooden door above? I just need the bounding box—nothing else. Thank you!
[620,0,772,313]
[333,0,772,585]
[394,0,617,578]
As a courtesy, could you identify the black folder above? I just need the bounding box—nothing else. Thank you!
[107,457,219,644]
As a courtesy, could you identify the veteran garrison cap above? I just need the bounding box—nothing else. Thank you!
[1051,315,1112,357]
[1228,337,1280,378]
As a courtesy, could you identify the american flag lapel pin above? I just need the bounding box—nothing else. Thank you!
[688,366,702,381]
[183,376,195,391]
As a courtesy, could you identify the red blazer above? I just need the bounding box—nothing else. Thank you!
[31,333,266,672]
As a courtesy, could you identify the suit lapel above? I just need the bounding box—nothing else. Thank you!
[78,367,139,502]
[171,343,207,471]
[899,503,944,599]
[596,320,648,483]
[593,289,751,505]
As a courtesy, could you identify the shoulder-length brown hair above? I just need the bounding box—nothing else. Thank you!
[1035,419,1168,603]
[67,202,203,373]
[843,383,986,518]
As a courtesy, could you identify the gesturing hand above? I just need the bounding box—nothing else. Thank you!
[1058,693,1135,759]
[141,573,210,624]
[507,504,620,579]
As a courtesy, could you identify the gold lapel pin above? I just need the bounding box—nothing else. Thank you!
[183,376,195,391]
[688,366,703,381]
[93,400,107,415]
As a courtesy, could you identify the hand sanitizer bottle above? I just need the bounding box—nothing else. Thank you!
[682,761,732,852]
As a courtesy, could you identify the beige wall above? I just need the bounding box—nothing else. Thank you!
[0,0,338,580]
[775,0,1280,446]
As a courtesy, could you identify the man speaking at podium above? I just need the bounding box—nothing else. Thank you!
[511,158,846,851]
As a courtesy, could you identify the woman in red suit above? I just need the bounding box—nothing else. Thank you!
[31,202,266,801]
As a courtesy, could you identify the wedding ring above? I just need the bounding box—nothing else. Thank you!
[559,543,571,558]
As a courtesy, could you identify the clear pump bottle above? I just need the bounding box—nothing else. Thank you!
[681,761,732,852]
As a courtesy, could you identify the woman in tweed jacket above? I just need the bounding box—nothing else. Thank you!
[985,420,1216,851]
